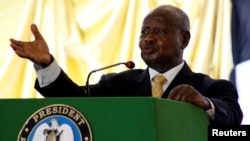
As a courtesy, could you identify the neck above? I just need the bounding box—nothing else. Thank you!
[149,61,183,73]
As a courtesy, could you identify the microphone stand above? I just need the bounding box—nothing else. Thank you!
[85,62,134,97]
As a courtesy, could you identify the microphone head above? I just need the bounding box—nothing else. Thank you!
[125,61,135,69]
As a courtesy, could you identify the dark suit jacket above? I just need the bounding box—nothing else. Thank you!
[35,62,243,125]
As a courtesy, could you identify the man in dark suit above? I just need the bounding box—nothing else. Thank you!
[10,5,243,125]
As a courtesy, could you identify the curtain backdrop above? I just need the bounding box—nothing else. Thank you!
[0,0,233,98]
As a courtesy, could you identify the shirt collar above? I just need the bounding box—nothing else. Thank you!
[149,61,184,83]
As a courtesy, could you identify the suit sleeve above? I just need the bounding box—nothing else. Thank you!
[35,70,87,97]
[204,79,243,125]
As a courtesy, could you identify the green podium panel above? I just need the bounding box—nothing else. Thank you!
[0,97,209,141]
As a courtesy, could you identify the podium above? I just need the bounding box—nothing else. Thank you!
[0,97,209,141]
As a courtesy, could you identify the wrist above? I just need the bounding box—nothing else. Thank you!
[40,54,54,68]
[204,97,211,110]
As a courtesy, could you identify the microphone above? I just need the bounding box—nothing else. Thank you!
[85,61,135,96]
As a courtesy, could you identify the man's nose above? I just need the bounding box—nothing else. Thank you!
[144,33,155,43]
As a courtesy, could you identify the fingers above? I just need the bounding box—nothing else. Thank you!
[10,39,23,52]
[168,84,208,109]
[14,49,28,58]
[9,39,30,59]
[168,84,200,102]
[31,24,44,40]
[168,85,189,100]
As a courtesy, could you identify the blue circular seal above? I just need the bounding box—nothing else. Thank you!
[17,104,92,141]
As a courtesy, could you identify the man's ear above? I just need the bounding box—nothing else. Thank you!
[182,31,190,48]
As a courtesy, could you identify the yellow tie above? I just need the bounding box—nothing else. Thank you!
[152,75,167,98]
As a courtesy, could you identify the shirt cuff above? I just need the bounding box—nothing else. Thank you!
[34,59,61,87]
[205,97,215,119]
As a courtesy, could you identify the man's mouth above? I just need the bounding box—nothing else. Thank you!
[141,46,154,54]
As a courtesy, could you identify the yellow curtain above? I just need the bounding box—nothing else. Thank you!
[0,0,233,98]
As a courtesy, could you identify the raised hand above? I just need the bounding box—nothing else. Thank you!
[10,24,51,67]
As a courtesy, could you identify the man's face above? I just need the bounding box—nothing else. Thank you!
[139,12,185,68]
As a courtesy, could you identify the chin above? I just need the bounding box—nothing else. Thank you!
[143,59,158,68]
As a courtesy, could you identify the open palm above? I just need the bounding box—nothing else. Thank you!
[10,24,51,66]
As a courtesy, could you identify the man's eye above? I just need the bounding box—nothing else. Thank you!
[141,30,149,35]
[156,29,165,34]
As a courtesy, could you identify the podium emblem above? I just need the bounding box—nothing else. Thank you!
[17,104,92,141]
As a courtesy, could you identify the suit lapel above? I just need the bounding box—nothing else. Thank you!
[132,68,152,96]
[162,62,194,98]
